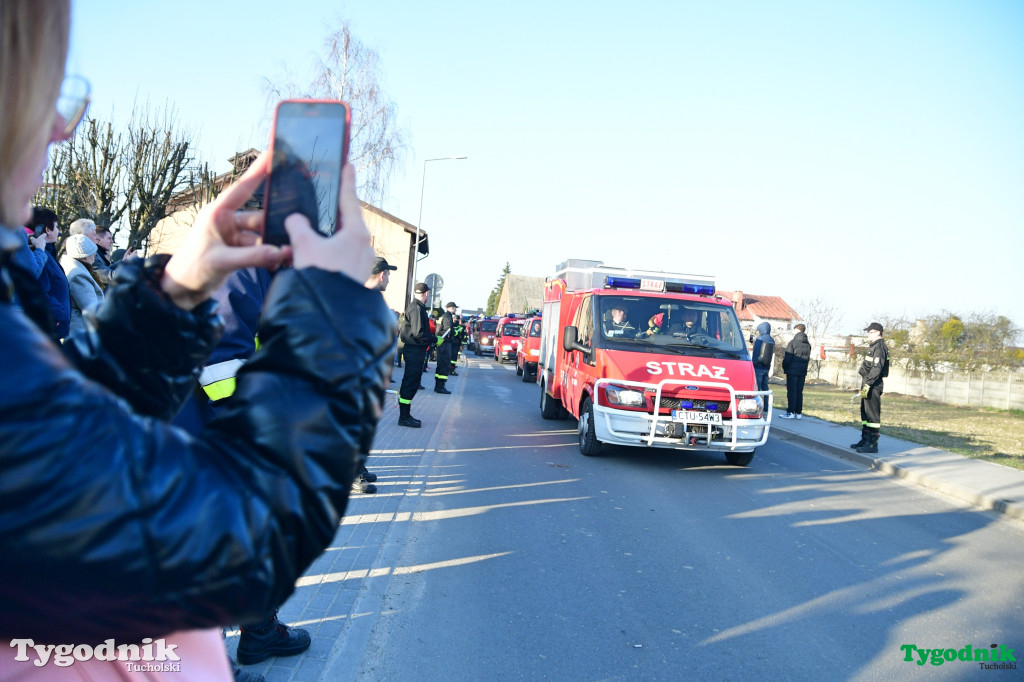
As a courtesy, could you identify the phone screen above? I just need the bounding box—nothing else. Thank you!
[263,100,350,246]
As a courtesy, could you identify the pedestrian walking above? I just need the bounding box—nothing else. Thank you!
[751,321,774,393]
[851,322,890,453]
[781,323,811,419]
[398,283,433,426]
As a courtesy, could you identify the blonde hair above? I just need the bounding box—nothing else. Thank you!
[0,0,71,225]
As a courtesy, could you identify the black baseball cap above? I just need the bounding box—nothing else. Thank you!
[864,322,883,333]
[445,301,457,309]
[372,257,398,275]
[414,282,430,294]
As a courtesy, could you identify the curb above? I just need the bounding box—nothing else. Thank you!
[770,424,1024,524]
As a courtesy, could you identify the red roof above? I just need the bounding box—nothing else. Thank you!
[718,290,800,323]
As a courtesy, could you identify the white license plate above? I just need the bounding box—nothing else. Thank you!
[672,410,722,424]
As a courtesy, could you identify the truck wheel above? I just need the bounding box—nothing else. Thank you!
[516,361,523,376]
[540,382,562,420]
[521,365,533,382]
[578,397,602,457]
[725,450,755,467]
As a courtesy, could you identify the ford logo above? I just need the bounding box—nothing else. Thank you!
[684,386,699,391]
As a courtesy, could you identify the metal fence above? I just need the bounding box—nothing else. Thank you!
[813,361,1024,411]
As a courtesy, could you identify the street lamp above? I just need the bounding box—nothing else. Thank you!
[412,155,467,294]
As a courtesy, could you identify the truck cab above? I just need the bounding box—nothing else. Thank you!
[474,317,498,357]
[493,315,523,363]
[516,315,543,381]
[538,260,772,466]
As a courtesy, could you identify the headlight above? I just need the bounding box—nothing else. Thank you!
[606,385,645,408]
[736,396,764,418]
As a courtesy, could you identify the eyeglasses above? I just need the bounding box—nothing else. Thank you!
[56,75,91,137]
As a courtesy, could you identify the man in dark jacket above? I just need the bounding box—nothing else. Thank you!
[433,301,458,393]
[398,282,433,426]
[781,323,812,419]
[751,321,774,393]
[852,322,890,453]
[26,207,71,340]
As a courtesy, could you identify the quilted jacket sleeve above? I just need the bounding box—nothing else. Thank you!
[0,264,395,644]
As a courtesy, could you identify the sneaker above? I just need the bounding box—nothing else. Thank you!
[352,476,377,494]
[780,412,795,419]
[794,414,802,420]
[236,618,311,665]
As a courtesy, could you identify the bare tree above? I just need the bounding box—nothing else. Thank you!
[262,18,406,206]
[124,104,195,248]
[798,297,842,344]
[35,117,127,241]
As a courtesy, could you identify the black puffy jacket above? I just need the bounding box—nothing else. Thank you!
[0,238,395,644]
[783,331,812,377]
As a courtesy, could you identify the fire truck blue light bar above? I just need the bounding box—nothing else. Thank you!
[604,276,641,289]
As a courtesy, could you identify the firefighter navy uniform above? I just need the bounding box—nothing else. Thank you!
[853,323,890,454]
[399,284,434,427]
[434,303,458,393]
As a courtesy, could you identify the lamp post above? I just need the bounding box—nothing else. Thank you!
[412,155,467,294]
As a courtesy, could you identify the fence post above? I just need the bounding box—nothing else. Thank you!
[943,372,948,403]
[967,372,971,407]
[1009,373,1013,411]
[980,372,985,408]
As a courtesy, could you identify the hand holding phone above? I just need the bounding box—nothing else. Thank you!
[263,100,351,246]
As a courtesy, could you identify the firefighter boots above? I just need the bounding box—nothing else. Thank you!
[850,426,869,449]
[434,378,451,395]
[856,433,879,454]
[398,402,421,428]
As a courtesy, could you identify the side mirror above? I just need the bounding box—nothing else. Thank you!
[563,325,590,353]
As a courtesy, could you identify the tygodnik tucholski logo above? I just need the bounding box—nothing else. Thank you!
[901,642,1016,670]
[10,638,181,672]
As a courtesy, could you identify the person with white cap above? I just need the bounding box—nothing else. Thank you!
[59,232,104,334]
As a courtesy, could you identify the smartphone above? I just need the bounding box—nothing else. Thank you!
[131,239,138,250]
[263,99,351,246]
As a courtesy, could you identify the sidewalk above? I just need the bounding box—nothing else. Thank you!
[769,413,1024,523]
[224,362,457,682]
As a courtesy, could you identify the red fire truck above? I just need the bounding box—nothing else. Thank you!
[516,314,543,381]
[538,259,771,466]
[493,314,524,363]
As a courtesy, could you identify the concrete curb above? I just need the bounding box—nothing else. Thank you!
[770,423,1024,523]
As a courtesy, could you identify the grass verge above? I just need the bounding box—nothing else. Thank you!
[771,382,1024,471]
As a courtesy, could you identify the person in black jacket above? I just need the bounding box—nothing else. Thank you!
[433,301,458,393]
[0,6,391,676]
[398,282,433,426]
[780,323,812,419]
[851,322,890,454]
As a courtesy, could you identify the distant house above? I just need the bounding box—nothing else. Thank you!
[719,290,802,349]
[148,149,428,313]
[495,274,546,316]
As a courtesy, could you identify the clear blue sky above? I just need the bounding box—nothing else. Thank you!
[71,1,1024,336]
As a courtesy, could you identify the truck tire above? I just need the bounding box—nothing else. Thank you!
[540,381,562,420]
[725,450,755,467]
[522,365,533,382]
[516,361,523,376]
[578,397,602,456]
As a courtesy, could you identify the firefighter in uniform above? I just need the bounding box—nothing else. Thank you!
[399,283,433,427]
[449,314,464,374]
[434,302,458,394]
[851,322,890,454]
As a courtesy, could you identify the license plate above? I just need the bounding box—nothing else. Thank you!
[671,410,722,424]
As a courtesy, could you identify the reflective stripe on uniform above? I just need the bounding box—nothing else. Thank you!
[199,359,245,401]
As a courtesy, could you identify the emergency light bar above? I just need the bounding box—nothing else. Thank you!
[604,276,715,296]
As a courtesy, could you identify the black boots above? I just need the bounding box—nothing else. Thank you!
[398,402,421,428]
[857,433,879,454]
[236,615,311,665]
[434,378,451,394]
[850,426,869,449]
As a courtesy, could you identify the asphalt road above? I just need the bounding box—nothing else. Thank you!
[334,356,1024,681]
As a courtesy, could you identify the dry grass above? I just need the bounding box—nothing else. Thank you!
[771,381,1024,471]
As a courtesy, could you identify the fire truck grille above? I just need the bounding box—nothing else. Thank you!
[655,397,729,413]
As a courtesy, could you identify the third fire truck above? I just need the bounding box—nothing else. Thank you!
[537,259,772,466]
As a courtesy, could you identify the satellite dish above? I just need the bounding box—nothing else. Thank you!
[424,273,444,292]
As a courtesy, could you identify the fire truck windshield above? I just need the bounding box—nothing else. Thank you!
[502,323,522,337]
[597,295,747,355]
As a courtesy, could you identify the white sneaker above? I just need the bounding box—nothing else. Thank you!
[780,412,795,419]
[795,414,802,420]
